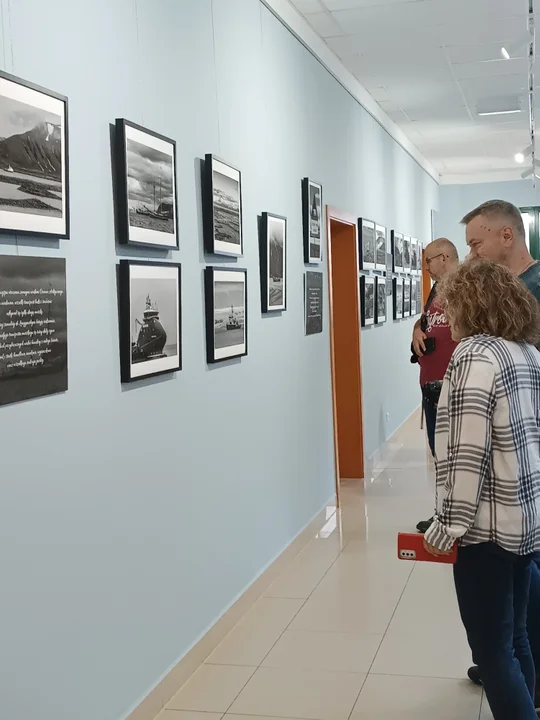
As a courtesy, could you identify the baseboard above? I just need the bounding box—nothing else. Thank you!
[124,498,336,720]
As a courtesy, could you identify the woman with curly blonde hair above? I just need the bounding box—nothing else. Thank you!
[423,260,540,719]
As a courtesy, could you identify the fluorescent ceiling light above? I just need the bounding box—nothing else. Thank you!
[515,152,525,163]
[477,109,521,116]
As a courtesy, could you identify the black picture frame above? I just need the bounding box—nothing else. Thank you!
[393,277,403,320]
[360,274,375,327]
[375,276,386,325]
[0,70,69,239]
[305,270,323,335]
[302,178,323,264]
[391,230,404,273]
[115,119,178,249]
[260,212,287,313]
[359,218,376,271]
[203,154,243,257]
[118,260,182,383]
[205,266,247,363]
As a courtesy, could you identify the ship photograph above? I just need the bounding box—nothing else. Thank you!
[126,137,175,236]
[0,93,63,219]
[130,277,178,369]
[214,280,245,350]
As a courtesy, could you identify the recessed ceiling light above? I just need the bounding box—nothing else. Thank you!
[501,47,511,60]
[515,152,525,163]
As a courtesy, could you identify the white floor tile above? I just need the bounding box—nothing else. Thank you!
[167,665,256,712]
[229,666,366,720]
[351,674,482,719]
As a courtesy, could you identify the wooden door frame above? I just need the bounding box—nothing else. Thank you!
[326,206,364,507]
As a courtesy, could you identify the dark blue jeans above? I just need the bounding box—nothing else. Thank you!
[528,556,540,676]
[422,397,437,456]
[454,543,537,719]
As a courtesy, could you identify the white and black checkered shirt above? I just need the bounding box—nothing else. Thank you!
[425,335,540,554]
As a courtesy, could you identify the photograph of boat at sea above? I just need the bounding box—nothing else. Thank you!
[127,139,174,234]
[119,261,181,382]
[0,73,68,237]
[212,168,241,247]
[205,268,247,363]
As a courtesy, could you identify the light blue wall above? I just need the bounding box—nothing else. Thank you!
[0,2,438,719]
[435,179,539,258]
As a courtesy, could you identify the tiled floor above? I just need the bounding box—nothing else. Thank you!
[159,413,492,720]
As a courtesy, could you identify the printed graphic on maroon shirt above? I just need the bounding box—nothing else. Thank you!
[418,295,458,385]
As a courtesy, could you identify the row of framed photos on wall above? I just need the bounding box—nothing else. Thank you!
[360,275,422,328]
[0,70,324,269]
[359,219,423,275]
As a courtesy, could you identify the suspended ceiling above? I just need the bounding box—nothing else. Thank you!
[288,0,535,184]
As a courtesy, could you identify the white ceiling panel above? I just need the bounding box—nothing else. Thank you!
[288,0,537,181]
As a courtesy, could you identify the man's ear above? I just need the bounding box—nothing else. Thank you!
[501,226,514,247]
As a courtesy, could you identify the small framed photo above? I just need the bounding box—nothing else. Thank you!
[416,280,423,314]
[411,279,418,315]
[403,236,412,274]
[302,178,323,264]
[205,267,247,362]
[359,218,376,271]
[393,277,403,320]
[0,71,69,238]
[392,231,404,273]
[376,276,386,324]
[115,119,178,248]
[403,277,412,316]
[360,275,375,327]
[118,260,182,383]
[260,212,286,313]
[410,238,419,275]
[375,224,387,271]
[203,155,243,257]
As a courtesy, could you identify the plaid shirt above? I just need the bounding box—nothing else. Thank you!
[425,335,540,554]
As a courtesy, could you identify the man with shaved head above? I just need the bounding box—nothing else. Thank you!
[412,237,459,459]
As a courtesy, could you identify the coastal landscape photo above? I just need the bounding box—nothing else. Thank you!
[127,137,175,235]
[0,93,63,219]
[214,279,245,351]
[212,168,241,247]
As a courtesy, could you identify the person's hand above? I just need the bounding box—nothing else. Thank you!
[423,537,453,556]
[413,326,427,356]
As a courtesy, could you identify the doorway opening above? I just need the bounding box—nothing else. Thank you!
[326,207,365,506]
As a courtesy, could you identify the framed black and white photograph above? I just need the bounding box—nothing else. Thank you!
[376,276,386,324]
[393,277,403,320]
[411,278,418,315]
[403,236,412,274]
[403,278,411,317]
[305,270,323,335]
[392,231,404,273]
[410,238,419,275]
[360,275,375,328]
[203,155,243,257]
[0,71,69,238]
[205,267,247,362]
[115,119,178,248]
[302,178,323,264]
[260,212,286,313]
[118,260,181,383]
[416,280,423,315]
[375,224,387,271]
[359,218,375,271]
[0,256,67,405]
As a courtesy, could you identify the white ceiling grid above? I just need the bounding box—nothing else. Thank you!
[288,0,534,183]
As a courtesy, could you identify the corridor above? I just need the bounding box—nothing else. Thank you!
[158,412,491,720]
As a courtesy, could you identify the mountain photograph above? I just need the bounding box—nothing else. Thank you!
[0,93,63,218]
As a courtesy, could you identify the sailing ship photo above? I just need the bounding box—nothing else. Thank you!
[205,267,247,363]
[302,178,322,264]
[260,212,287,313]
[0,71,68,238]
[115,119,178,248]
[118,260,181,382]
[203,154,243,256]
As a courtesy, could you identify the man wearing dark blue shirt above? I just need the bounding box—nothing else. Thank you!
[461,199,540,706]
